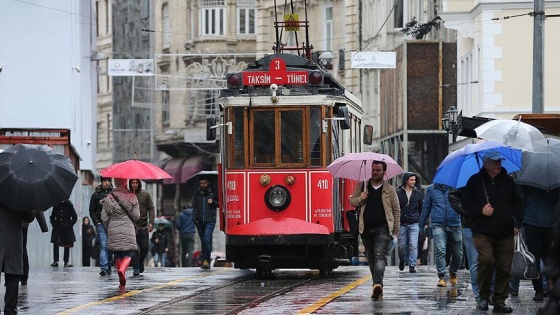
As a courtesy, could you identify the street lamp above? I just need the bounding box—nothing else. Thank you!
[442,105,460,142]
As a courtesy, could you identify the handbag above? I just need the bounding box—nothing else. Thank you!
[510,231,540,280]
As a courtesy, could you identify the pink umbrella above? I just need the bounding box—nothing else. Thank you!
[100,160,172,180]
[327,152,404,181]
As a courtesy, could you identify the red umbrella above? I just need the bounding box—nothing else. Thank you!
[100,160,172,180]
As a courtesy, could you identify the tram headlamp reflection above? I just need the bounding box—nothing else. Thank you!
[265,185,291,211]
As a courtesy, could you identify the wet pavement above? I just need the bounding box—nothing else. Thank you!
[1,265,546,314]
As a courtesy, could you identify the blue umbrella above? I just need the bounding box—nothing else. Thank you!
[433,141,522,189]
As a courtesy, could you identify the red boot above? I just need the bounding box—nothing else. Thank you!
[118,256,131,289]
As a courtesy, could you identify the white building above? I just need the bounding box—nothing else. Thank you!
[441,0,560,119]
[0,0,97,266]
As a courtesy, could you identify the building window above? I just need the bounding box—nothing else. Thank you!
[200,0,226,36]
[162,86,170,127]
[325,6,333,51]
[162,3,170,47]
[394,0,424,30]
[238,0,255,35]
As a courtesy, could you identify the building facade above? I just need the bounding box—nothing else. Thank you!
[441,0,560,119]
[0,0,97,266]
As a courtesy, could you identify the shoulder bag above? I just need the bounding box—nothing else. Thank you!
[110,193,138,234]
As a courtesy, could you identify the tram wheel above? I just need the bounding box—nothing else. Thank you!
[319,268,332,277]
[255,268,274,279]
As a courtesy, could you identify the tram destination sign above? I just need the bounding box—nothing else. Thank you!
[242,58,308,86]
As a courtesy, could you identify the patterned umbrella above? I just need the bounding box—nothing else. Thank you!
[514,138,560,190]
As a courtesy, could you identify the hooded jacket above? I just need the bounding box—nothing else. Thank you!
[462,167,522,239]
[89,181,113,226]
[176,208,196,235]
[128,179,155,230]
[396,172,424,225]
[419,184,462,233]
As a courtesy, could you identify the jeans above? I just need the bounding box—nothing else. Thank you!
[96,223,111,273]
[432,226,463,277]
[154,252,167,267]
[180,233,196,267]
[398,223,419,267]
[195,221,216,262]
[462,228,479,299]
[361,226,392,286]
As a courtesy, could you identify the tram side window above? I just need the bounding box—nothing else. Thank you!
[253,111,275,164]
[280,110,303,164]
[233,108,245,168]
[310,107,322,167]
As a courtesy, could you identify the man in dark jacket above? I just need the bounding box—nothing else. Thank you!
[509,185,559,301]
[129,179,155,275]
[0,204,35,315]
[176,207,196,267]
[50,199,78,267]
[89,177,113,276]
[419,183,463,287]
[396,172,423,273]
[192,175,219,269]
[539,199,560,314]
[462,150,522,313]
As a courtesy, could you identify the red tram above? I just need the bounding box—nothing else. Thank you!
[208,5,367,277]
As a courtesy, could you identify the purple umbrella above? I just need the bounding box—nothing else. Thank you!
[327,152,404,181]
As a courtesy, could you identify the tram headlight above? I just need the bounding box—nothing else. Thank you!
[264,185,291,211]
[226,73,243,89]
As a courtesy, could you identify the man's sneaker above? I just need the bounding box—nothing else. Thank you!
[50,262,58,267]
[533,291,544,301]
[449,273,457,285]
[476,300,489,311]
[409,266,416,273]
[398,259,405,271]
[437,278,447,287]
[201,260,210,269]
[493,303,513,313]
[64,263,73,267]
[99,270,107,276]
[371,284,383,300]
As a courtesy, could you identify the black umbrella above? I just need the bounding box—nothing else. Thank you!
[0,144,78,211]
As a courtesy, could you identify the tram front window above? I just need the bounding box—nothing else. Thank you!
[253,111,275,164]
[281,110,303,163]
[310,107,322,167]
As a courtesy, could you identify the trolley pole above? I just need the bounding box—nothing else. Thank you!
[532,0,544,114]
